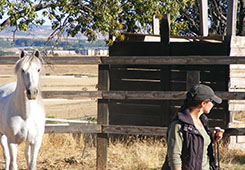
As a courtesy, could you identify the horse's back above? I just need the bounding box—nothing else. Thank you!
[0,82,16,98]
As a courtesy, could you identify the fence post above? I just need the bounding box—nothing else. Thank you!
[227,0,238,38]
[160,14,170,56]
[97,64,110,170]
[199,0,209,36]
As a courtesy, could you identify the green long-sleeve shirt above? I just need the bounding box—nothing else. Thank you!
[167,120,211,170]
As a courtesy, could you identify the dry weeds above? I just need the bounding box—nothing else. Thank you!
[0,134,244,170]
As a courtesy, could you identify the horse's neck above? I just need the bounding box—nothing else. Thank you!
[11,82,39,119]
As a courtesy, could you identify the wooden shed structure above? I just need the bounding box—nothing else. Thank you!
[97,0,245,169]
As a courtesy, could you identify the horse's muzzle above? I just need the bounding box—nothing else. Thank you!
[26,89,38,100]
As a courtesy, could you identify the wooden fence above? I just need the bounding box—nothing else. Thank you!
[1,55,245,170]
[1,55,245,135]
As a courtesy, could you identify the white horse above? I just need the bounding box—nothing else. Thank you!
[0,50,45,170]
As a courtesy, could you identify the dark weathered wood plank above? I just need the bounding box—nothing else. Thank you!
[97,64,110,170]
[102,125,168,136]
[96,133,108,170]
[227,0,238,38]
[186,71,200,90]
[97,100,109,170]
[41,91,102,99]
[100,56,245,65]
[0,57,19,64]
[45,124,101,133]
[102,91,245,100]
[98,64,110,90]
[41,90,245,100]
[0,56,99,65]
[224,128,245,137]
[160,14,170,56]
[44,124,245,137]
[2,56,245,65]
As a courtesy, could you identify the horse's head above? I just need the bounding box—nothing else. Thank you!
[15,50,44,100]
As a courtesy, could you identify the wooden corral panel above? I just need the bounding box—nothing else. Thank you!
[109,42,166,56]
[170,42,228,56]
[110,41,228,56]
[106,64,229,128]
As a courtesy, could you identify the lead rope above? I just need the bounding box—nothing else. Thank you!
[217,141,220,170]
[214,131,220,170]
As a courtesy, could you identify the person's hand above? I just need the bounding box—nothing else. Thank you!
[212,127,225,142]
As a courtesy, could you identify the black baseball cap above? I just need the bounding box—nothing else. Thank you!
[187,84,222,104]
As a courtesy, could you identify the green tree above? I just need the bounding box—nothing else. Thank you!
[0,0,194,44]
[178,0,245,36]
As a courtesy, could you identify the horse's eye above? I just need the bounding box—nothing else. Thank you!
[38,69,40,72]
[21,69,25,73]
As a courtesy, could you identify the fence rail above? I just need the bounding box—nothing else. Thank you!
[44,123,245,137]
[99,56,245,65]
[0,56,99,65]
[42,90,245,100]
[2,55,245,65]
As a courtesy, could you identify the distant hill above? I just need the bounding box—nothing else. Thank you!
[0,25,91,40]
[0,25,53,39]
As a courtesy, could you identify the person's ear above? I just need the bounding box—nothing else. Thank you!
[200,101,206,107]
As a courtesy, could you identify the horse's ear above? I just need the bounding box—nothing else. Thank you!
[34,50,40,58]
[19,50,25,58]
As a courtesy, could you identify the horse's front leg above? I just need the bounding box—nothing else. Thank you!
[8,143,18,170]
[25,143,31,168]
[0,135,10,170]
[27,138,42,170]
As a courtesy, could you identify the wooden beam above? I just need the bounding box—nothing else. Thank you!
[160,14,170,44]
[0,56,18,64]
[102,125,167,136]
[97,100,109,170]
[44,124,245,137]
[99,56,245,65]
[42,91,101,99]
[96,64,110,170]
[41,90,245,100]
[3,56,245,65]
[101,91,245,100]
[160,14,170,56]
[224,128,245,137]
[45,124,101,133]
[199,0,209,36]
[0,56,99,65]
[227,0,238,37]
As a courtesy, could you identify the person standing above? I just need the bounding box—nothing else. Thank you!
[162,84,225,170]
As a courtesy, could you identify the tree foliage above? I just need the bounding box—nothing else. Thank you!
[177,0,245,36]
[1,0,244,43]
[0,0,193,44]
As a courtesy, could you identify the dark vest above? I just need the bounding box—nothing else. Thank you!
[162,109,216,170]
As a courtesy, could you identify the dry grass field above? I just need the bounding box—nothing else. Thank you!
[0,134,244,170]
[0,63,244,170]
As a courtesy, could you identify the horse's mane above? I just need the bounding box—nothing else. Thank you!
[15,53,44,74]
